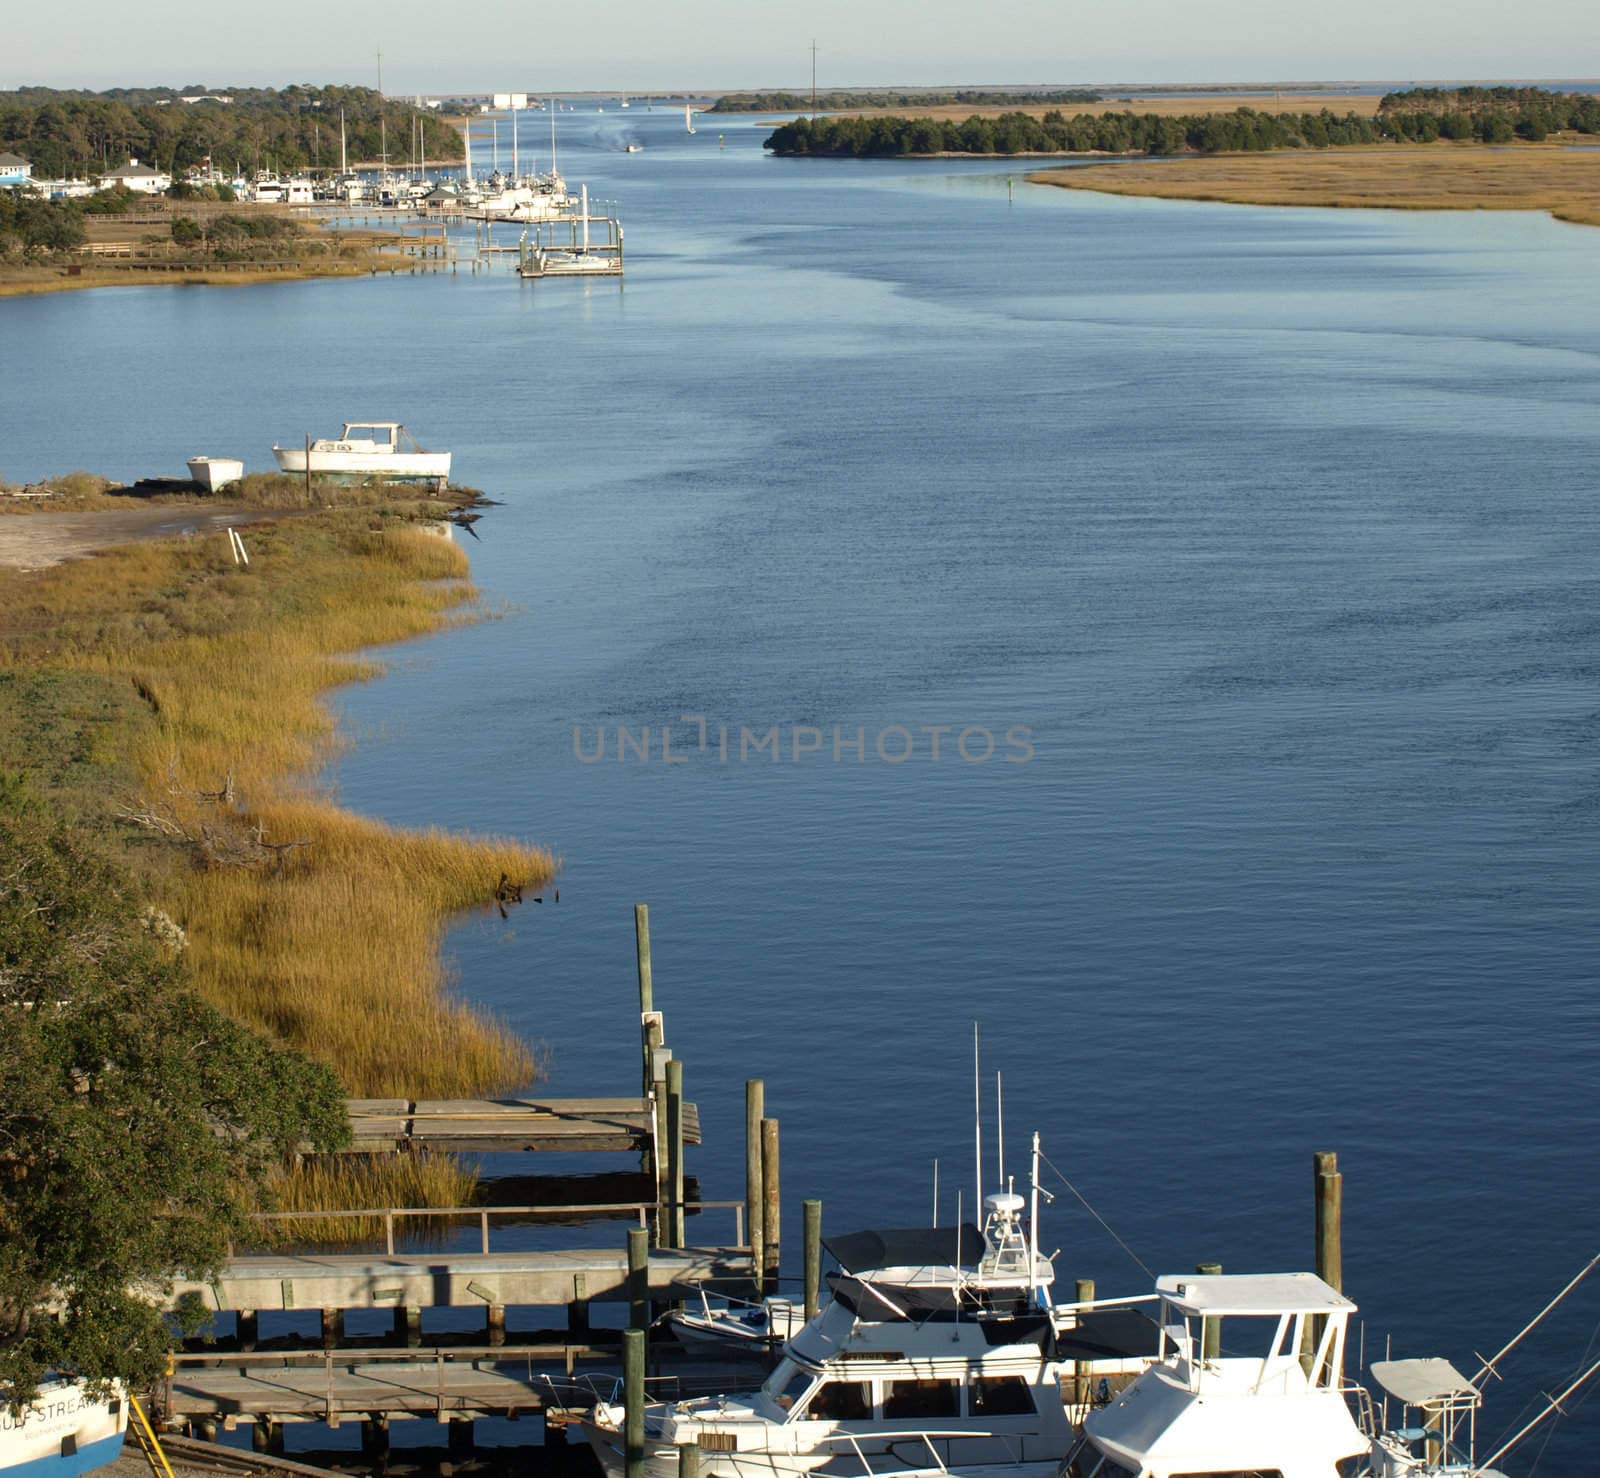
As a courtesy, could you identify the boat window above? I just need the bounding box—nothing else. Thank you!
[971,1375,1035,1416]
[883,1378,960,1418]
[762,1360,816,1411]
[806,1380,872,1420]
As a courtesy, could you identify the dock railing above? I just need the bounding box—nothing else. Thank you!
[241,1199,747,1256]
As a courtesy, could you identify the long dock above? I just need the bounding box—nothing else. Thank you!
[342,1096,700,1154]
[176,1245,747,1313]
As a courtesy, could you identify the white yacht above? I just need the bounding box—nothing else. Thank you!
[272,423,451,488]
[1069,1272,1368,1478]
[585,1171,1159,1478]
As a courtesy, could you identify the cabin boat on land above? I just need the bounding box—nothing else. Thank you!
[272,423,451,488]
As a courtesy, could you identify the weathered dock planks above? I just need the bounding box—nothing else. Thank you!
[342,1097,702,1154]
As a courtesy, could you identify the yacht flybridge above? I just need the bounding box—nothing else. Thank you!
[1071,1273,1369,1478]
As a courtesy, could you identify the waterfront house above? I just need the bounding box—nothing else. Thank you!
[0,152,33,188]
[102,158,172,194]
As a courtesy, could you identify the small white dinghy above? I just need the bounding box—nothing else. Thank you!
[186,456,243,492]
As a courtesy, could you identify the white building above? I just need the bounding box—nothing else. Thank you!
[0,152,33,187]
[492,92,528,110]
[102,158,172,194]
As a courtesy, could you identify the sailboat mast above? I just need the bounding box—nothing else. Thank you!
[973,1024,982,1219]
[511,99,518,181]
[1029,1133,1041,1303]
[339,108,347,175]
[550,95,557,174]
[996,1071,1004,1191]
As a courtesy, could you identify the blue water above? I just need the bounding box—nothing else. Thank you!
[6,110,1600,1466]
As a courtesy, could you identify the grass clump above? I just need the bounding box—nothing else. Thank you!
[0,508,554,1096]
[254,1152,480,1248]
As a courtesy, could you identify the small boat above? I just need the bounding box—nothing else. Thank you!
[685,103,697,135]
[272,423,451,488]
[0,1376,128,1478]
[625,143,644,153]
[665,1291,805,1349]
[187,456,243,492]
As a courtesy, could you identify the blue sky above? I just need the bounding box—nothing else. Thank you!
[6,0,1595,93]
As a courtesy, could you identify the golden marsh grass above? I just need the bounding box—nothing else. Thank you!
[1028,144,1600,228]
[0,512,555,1096]
[255,1153,481,1248]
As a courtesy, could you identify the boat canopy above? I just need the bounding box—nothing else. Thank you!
[823,1224,985,1273]
[1370,1357,1480,1407]
[1156,1271,1354,1317]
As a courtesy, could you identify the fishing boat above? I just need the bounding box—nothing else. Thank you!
[583,1148,1160,1478]
[271,423,451,488]
[0,1376,127,1478]
[186,456,243,492]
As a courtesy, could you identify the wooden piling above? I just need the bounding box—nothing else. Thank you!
[679,1442,702,1478]
[568,1273,590,1337]
[745,1080,765,1290]
[1314,1151,1342,1291]
[623,1328,646,1478]
[1073,1280,1095,1402]
[321,1308,343,1349]
[803,1199,822,1319]
[361,1417,389,1460]
[627,1226,650,1333]
[761,1117,781,1292]
[667,1059,686,1249]
[448,1418,475,1456]
[635,904,653,1095]
[235,1310,258,1350]
[1195,1263,1222,1361]
[403,1304,421,1348]
[486,1303,506,1347]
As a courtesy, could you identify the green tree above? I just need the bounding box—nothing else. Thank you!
[0,810,349,1403]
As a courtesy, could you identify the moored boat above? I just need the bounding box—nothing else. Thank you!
[0,1376,127,1478]
[272,423,450,488]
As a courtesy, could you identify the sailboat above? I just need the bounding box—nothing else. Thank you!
[685,103,696,135]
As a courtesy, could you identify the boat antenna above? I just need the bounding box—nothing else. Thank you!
[996,1069,1004,1193]
[511,97,518,182]
[932,1159,939,1229]
[973,1023,982,1218]
[550,94,557,174]
[1471,1249,1600,1388]
[955,1189,963,1322]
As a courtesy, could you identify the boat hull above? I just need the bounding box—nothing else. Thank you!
[0,1381,127,1478]
[187,457,244,492]
[272,447,451,485]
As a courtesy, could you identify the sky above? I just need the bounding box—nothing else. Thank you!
[5,0,1596,94]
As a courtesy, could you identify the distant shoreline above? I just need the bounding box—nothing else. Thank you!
[1026,142,1600,228]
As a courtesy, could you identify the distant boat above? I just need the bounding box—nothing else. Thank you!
[625,143,643,153]
[272,423,451,488]
[685,103,696,135]
[0,1376,128,1478]
[187,456,244,492]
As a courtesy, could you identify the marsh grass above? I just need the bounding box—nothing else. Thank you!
[0,510,555,1095]
[1029,143,1600,228]
[253,1152,481,1249]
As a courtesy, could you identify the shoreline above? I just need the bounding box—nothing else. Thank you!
[1025,143,1600,228]
[0,485,557,1096]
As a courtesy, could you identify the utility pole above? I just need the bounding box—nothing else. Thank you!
[811,40,818,113]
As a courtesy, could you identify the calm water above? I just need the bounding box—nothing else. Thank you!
[6,109,1600,1464]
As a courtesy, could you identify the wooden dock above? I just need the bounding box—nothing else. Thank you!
[173,1245,749,1314]
[343,1097,700,1154]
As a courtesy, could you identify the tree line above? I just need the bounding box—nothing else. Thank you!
[0,84,463,180]
[712,88,1102,113]
[1378,86,1600,143]
[766,101,1600,157]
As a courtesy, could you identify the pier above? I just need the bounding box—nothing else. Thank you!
[342,1097,700,1155]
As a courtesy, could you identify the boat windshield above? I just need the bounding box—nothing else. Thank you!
[761,1358,816,1415]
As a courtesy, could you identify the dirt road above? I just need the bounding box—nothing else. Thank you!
[0,505,299,570]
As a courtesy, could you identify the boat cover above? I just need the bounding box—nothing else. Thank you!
[823,1225,985,1273]
[1370,1358,1480,1407]
[1055,1307,1164,1361]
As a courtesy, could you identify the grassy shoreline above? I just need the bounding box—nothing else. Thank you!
[0,483,555,1097]
[1027,143,1600,228]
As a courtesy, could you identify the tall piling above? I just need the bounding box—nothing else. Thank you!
[1314,1151,1342,1291]
[745,1080,765,1290]
[667,1059,686,1249]
[635,904,653,1094]
[627,1226,650,1334]
[623,1328,646,1478]
[761,1117,781,1292]
[803,1199,822,1319]
[1074,1279,1095,1402]
[679,1442,702,1478]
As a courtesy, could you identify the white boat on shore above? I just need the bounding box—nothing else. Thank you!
[272,423,450,488]
[0,1376,127,1478]
[186,456,243,492]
